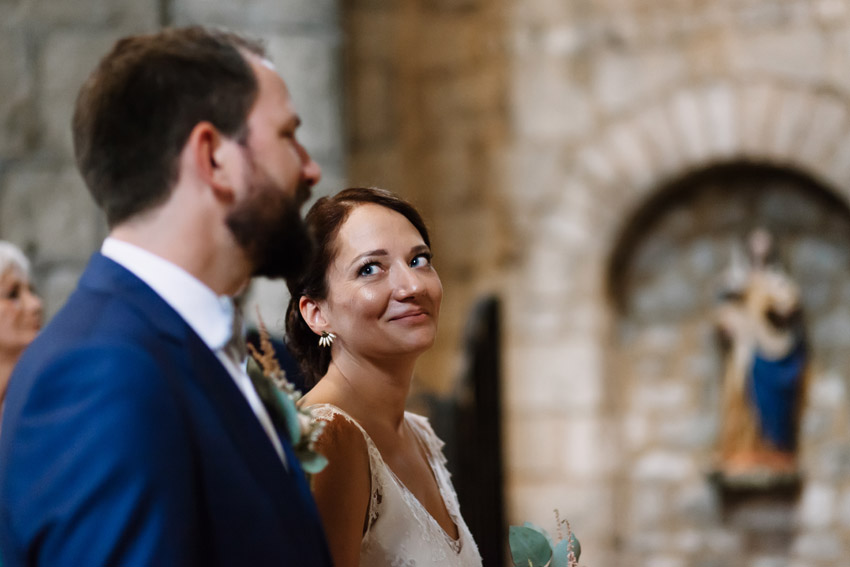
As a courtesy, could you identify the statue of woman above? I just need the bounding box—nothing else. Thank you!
[714,229,807,479]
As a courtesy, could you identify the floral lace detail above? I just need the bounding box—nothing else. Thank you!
[309,404,385,530]
[308,404,482,567]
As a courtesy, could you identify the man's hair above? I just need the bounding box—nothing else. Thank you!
[72,26,266,227]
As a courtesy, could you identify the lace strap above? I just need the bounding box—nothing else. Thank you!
[405,412,448,467]
[307,403,385,535]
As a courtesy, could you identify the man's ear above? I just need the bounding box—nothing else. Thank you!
[186,121,240,203]
[299,296,329,336]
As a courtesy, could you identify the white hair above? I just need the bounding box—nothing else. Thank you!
[0,241,31,278]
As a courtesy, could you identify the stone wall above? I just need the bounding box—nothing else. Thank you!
[342,0,511,393]
[348,0,850,565]
[0,0,345,328]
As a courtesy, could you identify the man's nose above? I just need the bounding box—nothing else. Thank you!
[300,145,321,188]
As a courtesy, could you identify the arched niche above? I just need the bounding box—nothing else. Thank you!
[605,161,850,563]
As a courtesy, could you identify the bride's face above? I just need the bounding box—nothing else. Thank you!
[320,203,442,359]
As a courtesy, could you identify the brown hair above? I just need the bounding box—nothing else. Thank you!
[285,187,431,387]
[72,26,265,227]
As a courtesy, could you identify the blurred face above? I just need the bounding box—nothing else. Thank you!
[0,268,42,356]
[320,204,442,359]
[226,56,321,280]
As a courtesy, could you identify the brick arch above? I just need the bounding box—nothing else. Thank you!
[524,80,850,299]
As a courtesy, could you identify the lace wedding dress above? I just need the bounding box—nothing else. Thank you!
[311,404,483,567]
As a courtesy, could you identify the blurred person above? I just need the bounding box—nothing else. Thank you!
[286,187,483,567]
[0,242,42,407]
[0,27,332,566]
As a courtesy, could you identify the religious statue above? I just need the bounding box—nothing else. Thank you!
[713,228,808,482]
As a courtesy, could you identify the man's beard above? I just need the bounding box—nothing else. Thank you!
[226,169,314,280]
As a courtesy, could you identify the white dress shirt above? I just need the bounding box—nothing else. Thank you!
[101,237,286,467]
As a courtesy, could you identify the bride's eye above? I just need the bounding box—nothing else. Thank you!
[357,262,380,277]
[409,252,432,268]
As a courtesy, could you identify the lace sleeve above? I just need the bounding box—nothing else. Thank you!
[307,403,386,535]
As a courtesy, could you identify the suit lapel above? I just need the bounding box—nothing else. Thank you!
[78,254,294,515]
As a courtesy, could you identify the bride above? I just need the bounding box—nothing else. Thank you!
[285,187,482,566]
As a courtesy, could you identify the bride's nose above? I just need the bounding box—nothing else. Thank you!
[390,264,423,299]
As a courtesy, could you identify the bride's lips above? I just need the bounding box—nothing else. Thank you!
[388,309,429,322]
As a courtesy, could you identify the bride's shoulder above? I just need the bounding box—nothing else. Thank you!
[307,403,370,455]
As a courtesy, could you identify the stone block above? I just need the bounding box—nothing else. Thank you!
[645,555,685,567]
[799,484,837,529]
[420,0,480,15]
[788,236,848,277]
[348,64,395,147]
[574,144,618,188]
[503,340,603,413]
[631,269,699,320]
[265,34,343,157]
[675,482,720,526]
[507,478,613,539]
[592,48,687,115]
[669,90,709,165]
[42,31,126,160]
[504,414,564,478]
[631,381,690,412]
[626,483,668,530]
[0,30,37,160]
[738,82,781,158]
[656,415,716,451]
[632,450,696,482]
[345,10,399,65]
[512,54,595,141]
[173,0,338,29]
[702,83,738,159]
[634,103,686,176]
[813,0,849,24]
[414,14,485,72]
[824,131,850,188]
[730,26,827,84]
[604,123,654,190]
[839,488,850,528]
[558,415,615,478]
[791,531,842,561]
[796,95,847,168]
[807,372,846,409]
[767,89,810,160]
[0,167,100,263]
[622,413,650,452]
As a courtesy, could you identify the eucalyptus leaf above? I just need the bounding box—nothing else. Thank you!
[298,452,329,474]
[551,539,569,567]
[272,388,301,444]
[523,522,555,549]
[509,525,553,567]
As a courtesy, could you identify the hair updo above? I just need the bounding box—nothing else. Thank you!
[285,187,431,388]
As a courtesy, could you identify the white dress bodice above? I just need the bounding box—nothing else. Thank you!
[310,404,482,567]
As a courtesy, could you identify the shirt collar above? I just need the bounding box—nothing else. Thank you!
[101,237,233,350]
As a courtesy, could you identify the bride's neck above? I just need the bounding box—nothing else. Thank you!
[322,354,416,429]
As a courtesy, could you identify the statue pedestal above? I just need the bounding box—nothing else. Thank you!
[707,469,802,554]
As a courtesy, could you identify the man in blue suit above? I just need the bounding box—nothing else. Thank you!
[0,27,332,566]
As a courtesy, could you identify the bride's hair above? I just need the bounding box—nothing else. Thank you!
[285,187,431,388]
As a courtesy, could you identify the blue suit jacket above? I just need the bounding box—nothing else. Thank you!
[0,254,332,566]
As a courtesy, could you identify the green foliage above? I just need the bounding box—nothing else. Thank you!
[509,525,551,567]
[509,513,582,567]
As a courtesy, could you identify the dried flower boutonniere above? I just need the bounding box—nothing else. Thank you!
[246,317,328,475]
